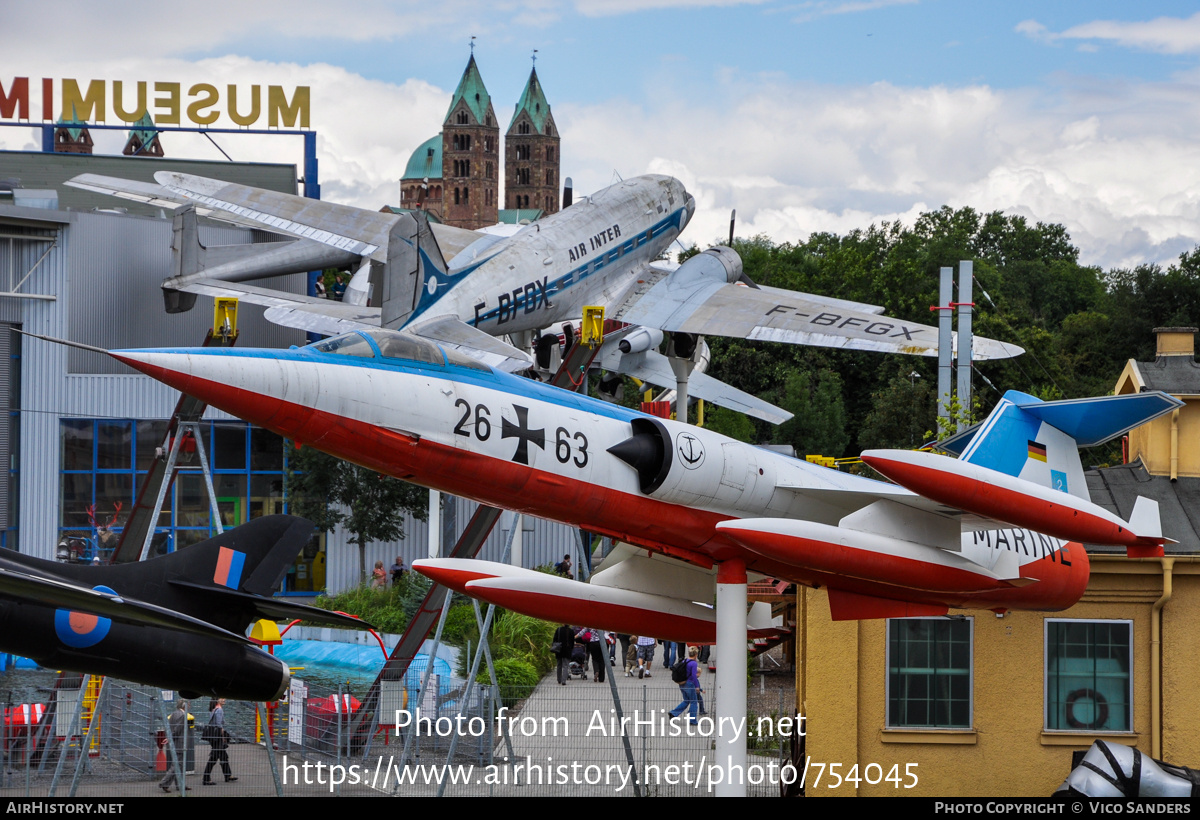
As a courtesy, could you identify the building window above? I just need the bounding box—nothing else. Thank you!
[518,121,530,135]
[515,144,530,160]
[57,419,320,592]
[887,617,972,729]
[1046,620,1132,732]
[547,146,554,161]
[456,110,468,125]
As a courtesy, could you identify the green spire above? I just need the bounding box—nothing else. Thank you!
[508,67,552,134]
[444,54,492,126]
[128,111,159,147]
[56,105,87,140]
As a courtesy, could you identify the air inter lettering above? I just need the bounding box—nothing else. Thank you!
[764,305,923,340]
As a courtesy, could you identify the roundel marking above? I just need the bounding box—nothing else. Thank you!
[676,431,705,470]
[54,585,115,648]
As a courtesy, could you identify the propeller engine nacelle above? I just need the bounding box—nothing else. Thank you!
[671,246,743,287]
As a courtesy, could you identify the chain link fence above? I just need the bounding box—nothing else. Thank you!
[0,657,796,797]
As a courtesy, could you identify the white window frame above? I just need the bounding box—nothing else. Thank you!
[885,616,974,729]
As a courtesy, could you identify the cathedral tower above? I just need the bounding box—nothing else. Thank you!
[504,67,560,216]
[441,55,499,229]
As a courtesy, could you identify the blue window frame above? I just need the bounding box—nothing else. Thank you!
[58,419,322,593]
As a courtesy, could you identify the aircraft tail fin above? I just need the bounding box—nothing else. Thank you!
[953,390,1182,502]
[162,515,315,598]
[383,211,450,328]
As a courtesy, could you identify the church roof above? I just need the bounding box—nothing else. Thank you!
[444,55,492,126]
[403,135,442,180]
[55,107,88,140]
[508,68,553,134]
[127,111,159,147]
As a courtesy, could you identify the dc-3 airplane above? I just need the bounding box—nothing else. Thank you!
[67,171,1023,423]
[0,515,366,702]
[93,328,1178,638]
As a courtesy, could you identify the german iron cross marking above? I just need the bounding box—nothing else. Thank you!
[501,405,545,465]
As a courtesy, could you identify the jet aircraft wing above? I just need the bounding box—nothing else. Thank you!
[0,567,251,643]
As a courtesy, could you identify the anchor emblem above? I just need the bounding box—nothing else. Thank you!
[676,432,705,470]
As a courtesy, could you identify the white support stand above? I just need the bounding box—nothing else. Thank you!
[427,489,441,559]
[715,559,748,797]
[669,355,695,425]
[510,512,523,569]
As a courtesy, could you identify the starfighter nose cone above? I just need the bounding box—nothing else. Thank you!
[109,349,201,394]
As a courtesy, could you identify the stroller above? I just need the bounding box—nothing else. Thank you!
[566,643,590,680]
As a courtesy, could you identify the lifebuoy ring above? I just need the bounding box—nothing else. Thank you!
[1065,688,1109,730]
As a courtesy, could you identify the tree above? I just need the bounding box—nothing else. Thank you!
[286,444,428,583]
[773,370,849,457]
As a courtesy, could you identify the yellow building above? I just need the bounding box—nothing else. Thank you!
[797,328,1200,796]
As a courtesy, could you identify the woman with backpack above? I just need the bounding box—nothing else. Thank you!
[668,646,702,724]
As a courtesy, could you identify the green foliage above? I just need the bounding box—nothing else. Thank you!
[451,608,557,681]
[492,612,557,677]
[774,370,848,457]
[703,403,756,442]
[286,442,427,582]
[479,658,540,706]
[440,602,480,649]
[858,368,938,450]
[312,582,410,634]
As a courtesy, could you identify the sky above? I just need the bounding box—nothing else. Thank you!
[4,0,1200,270]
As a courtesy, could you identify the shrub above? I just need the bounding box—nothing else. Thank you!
[478,658,540,706]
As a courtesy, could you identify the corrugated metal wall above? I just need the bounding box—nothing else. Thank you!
[0,322,11,529]
[322,497,582,593]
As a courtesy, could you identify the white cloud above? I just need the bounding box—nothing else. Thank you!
[558,74,1200,268]
[1018,12,1200,55]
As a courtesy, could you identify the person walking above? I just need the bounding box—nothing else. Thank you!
[553,624,576,685]
[159,699,190,793]
[668,647,702,724]
[202,698,237,785]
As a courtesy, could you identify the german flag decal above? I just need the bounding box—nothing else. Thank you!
[1028,441,1047,462]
